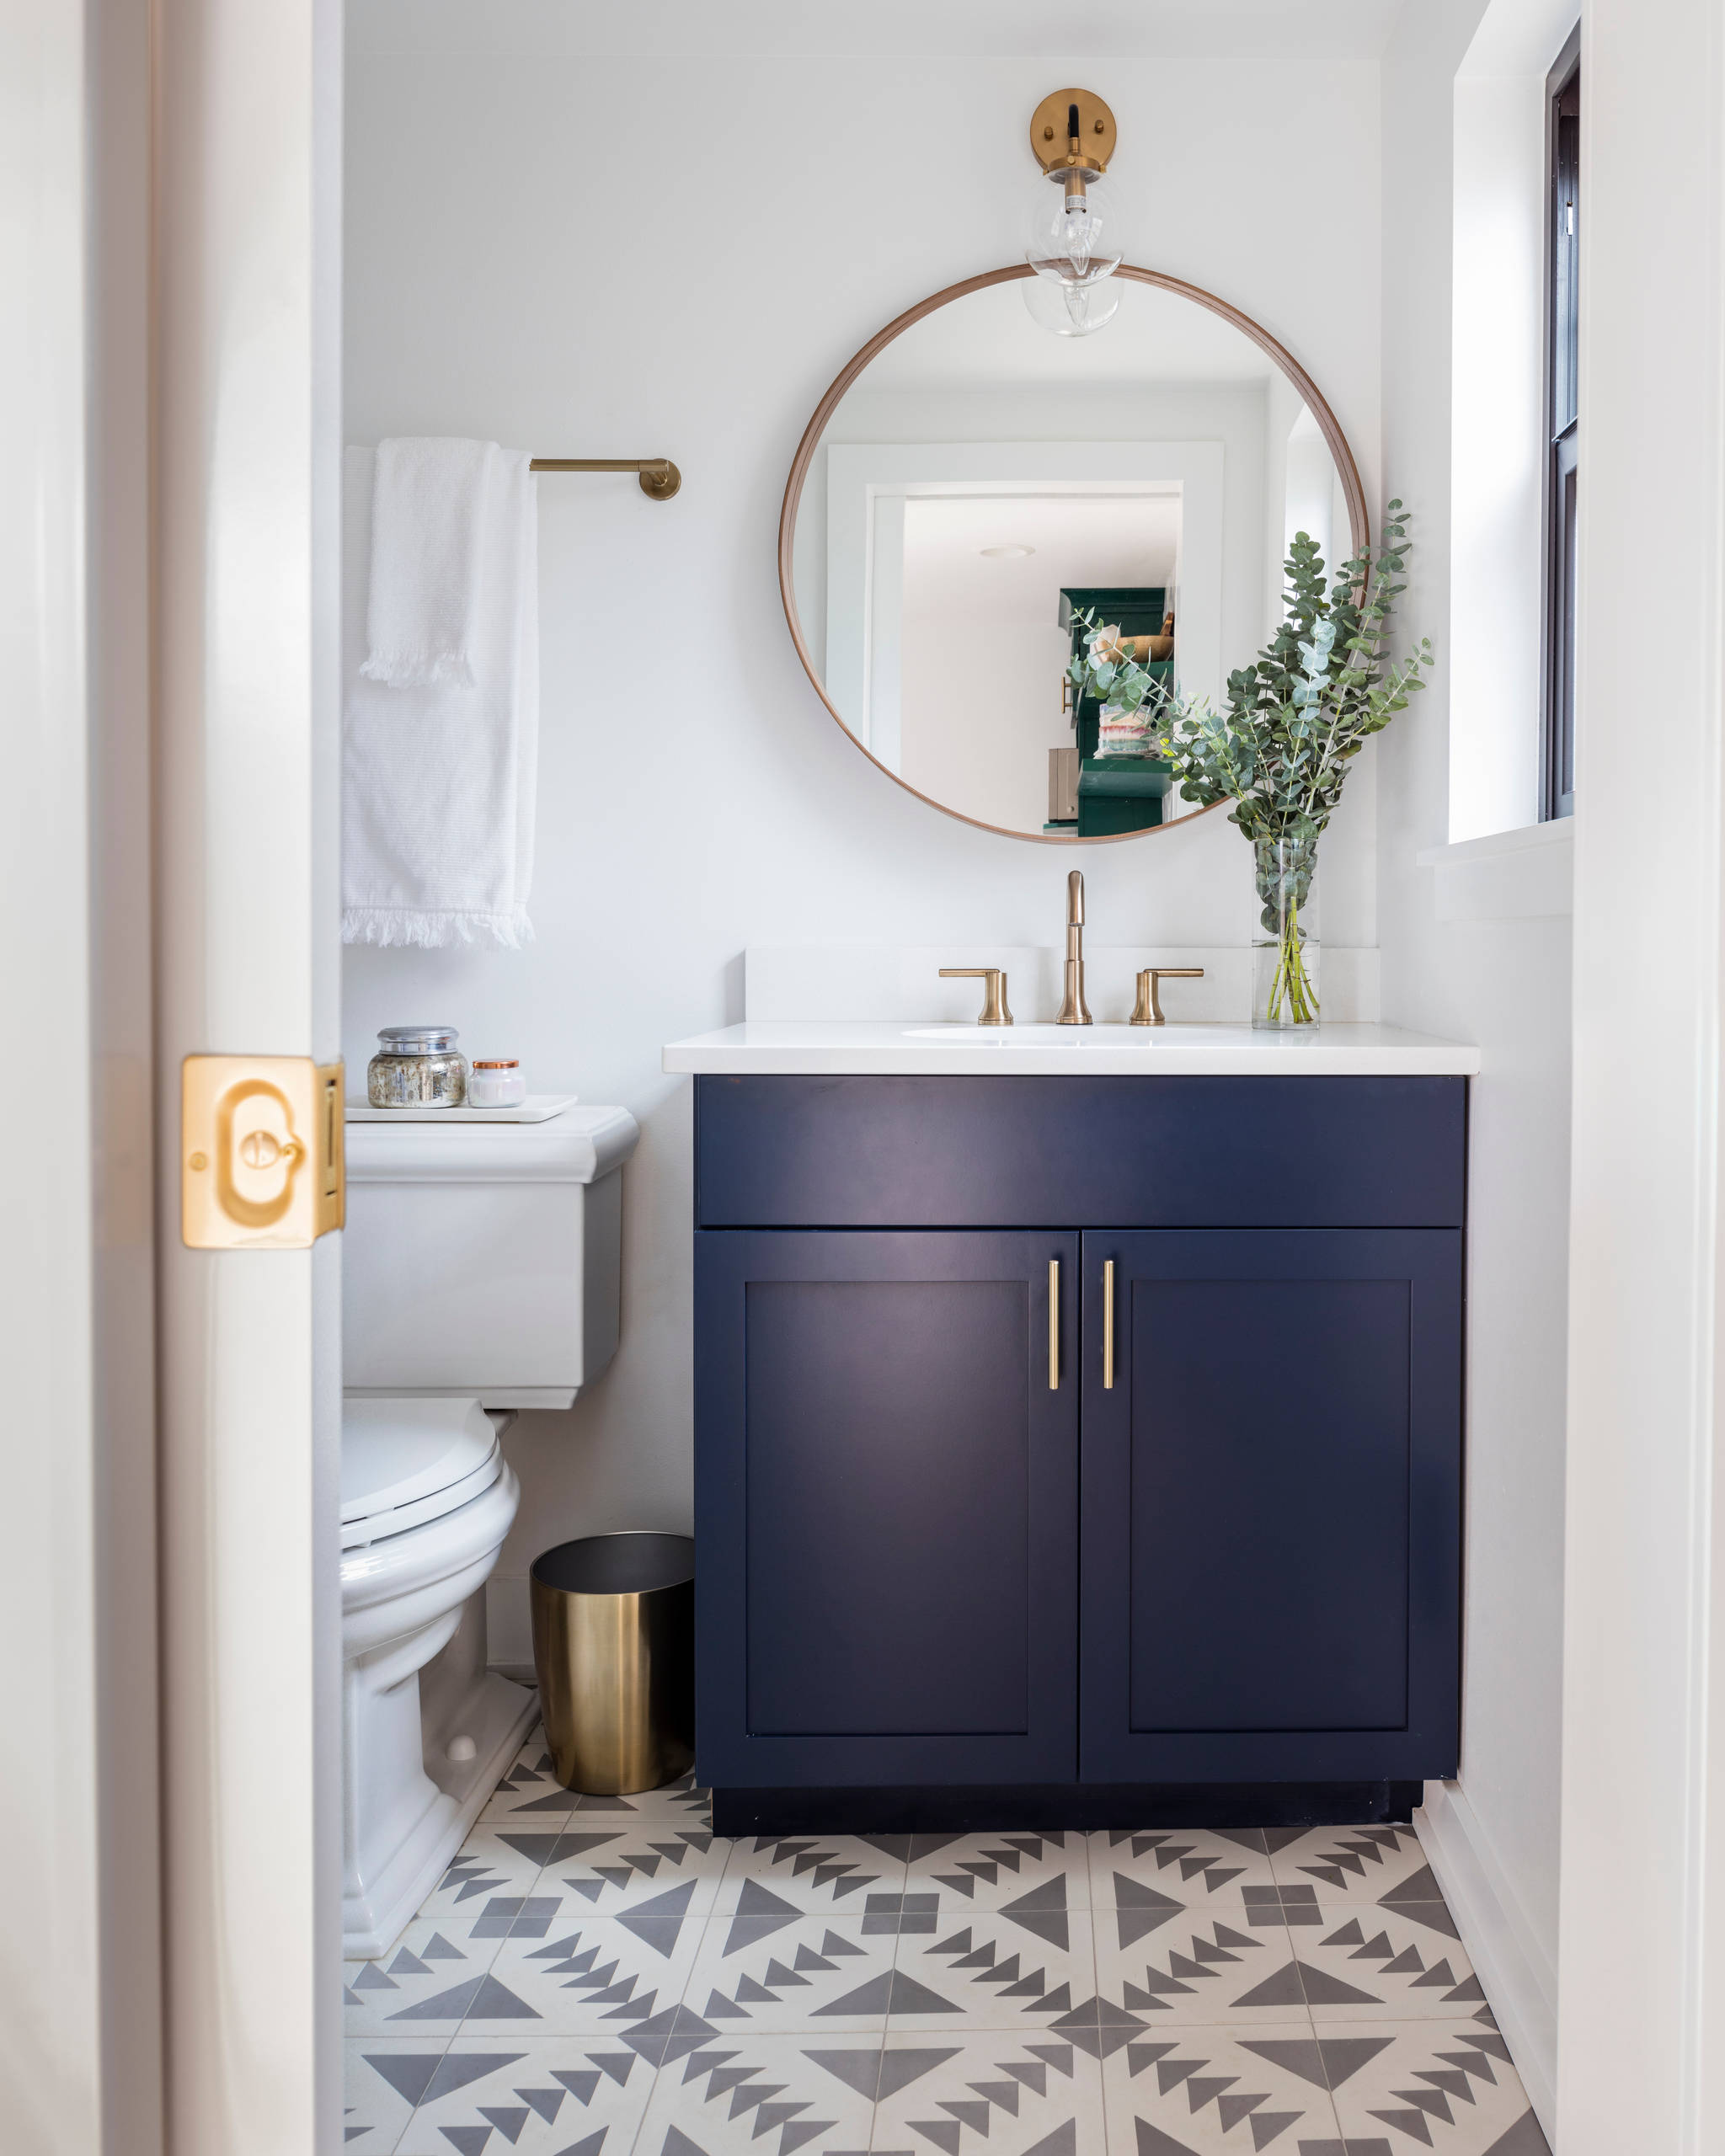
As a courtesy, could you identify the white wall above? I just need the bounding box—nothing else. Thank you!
[343,9,1383,1648]
[1378,0,1575,2136]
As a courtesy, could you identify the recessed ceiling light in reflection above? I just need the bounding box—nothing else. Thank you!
[980,544,1036,558]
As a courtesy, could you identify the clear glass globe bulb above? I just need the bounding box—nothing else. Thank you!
[1024,168,1125,286]
[1021,274,1121,338]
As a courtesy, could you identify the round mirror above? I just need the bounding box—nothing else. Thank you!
[781,265,1369,844]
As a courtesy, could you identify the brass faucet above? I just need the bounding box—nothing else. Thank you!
[1131,965,1205,1026]
[938,967,1013,1026]
[1055,870,1092,1024]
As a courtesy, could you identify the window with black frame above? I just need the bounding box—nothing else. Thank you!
[1545,29,1580,819]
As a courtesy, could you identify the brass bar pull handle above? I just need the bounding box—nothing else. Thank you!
[1049,1259,1060,1390]
[1103,1259,1115,1389]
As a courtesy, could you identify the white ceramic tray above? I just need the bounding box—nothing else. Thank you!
[344,1091,578,1124]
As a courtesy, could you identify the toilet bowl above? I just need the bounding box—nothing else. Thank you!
[338,1102,641,1960]
[339,1397,535,1960]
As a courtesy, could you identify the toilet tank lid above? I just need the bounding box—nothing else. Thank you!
[341,1397,499,1524]
[344,1102,639,1186]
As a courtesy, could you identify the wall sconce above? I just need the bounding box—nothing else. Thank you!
[1023,87,1125,336]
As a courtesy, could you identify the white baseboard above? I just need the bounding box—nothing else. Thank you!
[1416,1780,1558,2144]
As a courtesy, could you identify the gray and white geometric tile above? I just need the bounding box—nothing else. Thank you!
[1268,1824,1455,1923]
[715,1833,910,1915]
[904,1829,1093,1914]
[344,1774,1541,2156]
[480,1910,708,2036]
[1097,2018,1346,2153]
[389,2034,656,2154]
[894,1906,1100,2033]
[417,1825,553,1919]
[1291,1905,1487,2023]
[1092,1897,1307,2028]
[343,2036,435,2148]
[681,1909,901,2036]
[630,2031,879,2155]
[342,1919,505,2039]
[1087,1828,1279,1910]
[871,2030,1108,2156]
[1316,2018,1552,2153]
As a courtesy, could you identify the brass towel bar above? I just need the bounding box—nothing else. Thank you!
[530,456,681,500]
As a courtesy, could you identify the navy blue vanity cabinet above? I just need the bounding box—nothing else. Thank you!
[1079,1230,1462,1785]
[693,1230,1080,1789]
[693,1073,1466,1822]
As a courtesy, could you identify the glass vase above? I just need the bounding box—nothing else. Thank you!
[1252,832,1321,1029]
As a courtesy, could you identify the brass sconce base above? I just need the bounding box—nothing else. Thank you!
[1029,88,1118,176]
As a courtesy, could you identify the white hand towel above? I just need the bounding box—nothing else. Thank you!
[341,443,539,948]
[360,435,496,688]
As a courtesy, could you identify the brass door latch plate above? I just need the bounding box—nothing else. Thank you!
[182,1056,344,1249]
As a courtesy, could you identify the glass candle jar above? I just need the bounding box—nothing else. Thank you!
[468,1059,526,1108]
[366,1025,467,1108]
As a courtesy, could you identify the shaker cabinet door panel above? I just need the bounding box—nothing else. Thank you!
[696,1230,1079,1787]
[1080,1230,1461,1783]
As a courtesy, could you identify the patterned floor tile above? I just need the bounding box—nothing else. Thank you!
[389,2033,656,2153]
[891,1908,1099,2033]
[904,1830,1092,1913]
[344,1919,505,2038]
[1291,1907,1486,2024]
[1267,1827,1456,1935]
[871,2029,1107,2156]
[1088,1829,1278,1911]
[478,1911,706,2036]
[681,1910,900,2035]
[716,1833,907,1914]
[478,1727,576,1826]
[567,1772,713,1831]
[500,1821,731,1920]
[417,1826,552,1919]
[343,2036,429,2149]
[630,2031,878,2155]
[1093,1898,1305,2027]
[1100,2019,1344,2153]
[1316,2020,1551,2153]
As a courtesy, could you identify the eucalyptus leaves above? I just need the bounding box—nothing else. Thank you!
[1067,501,1433,1025]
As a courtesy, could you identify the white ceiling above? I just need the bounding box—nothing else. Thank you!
[901,492,1181,627]
[350,0,1412,61]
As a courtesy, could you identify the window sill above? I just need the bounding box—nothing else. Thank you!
[1416,819,1573,921]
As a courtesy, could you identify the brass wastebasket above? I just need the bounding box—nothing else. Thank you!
[529,1533,695,1794]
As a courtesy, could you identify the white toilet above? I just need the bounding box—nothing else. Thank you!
[339,1102,639,1958]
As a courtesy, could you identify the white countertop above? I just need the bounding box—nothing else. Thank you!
[662,1021,1481,1077]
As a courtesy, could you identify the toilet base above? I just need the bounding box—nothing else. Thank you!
[342,1668,537,1961]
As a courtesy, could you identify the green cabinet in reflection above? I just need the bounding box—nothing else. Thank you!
[1047,585,1176,838]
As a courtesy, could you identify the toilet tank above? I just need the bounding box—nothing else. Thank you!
[343,1105,639,1408]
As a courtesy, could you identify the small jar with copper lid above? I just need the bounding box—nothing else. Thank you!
[468,1058,527,1109]
[366,1025,468,1108]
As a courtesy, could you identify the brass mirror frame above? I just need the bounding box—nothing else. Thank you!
[778,261,1371,846]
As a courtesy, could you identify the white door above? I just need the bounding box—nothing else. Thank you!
[5,2,343,2149]
[153,1,344,2150]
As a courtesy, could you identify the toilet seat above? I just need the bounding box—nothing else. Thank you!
[341,1396,503,1550]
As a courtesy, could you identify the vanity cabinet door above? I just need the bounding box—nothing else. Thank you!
[695,1229,1079,1787]
[1079,1229,1462,1784]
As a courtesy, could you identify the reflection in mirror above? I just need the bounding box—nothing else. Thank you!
[788,274,1362,841]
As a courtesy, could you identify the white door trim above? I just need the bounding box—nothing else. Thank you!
[1557,0,1725,2146]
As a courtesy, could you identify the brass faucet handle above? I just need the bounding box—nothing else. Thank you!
[1130,966,1205,1027]
[939,967,1014,1027]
